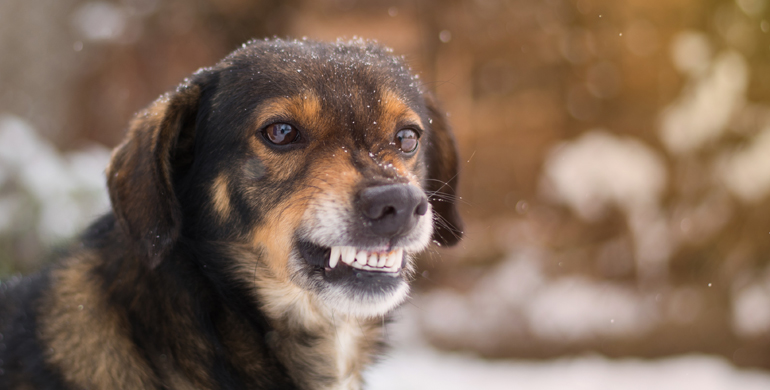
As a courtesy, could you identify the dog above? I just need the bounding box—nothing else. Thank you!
[0,38,462,389]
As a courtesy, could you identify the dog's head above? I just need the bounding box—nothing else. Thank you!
[106,39,462,318]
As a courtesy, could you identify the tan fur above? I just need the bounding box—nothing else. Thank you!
[379,89,425,131]
[253,92,324,134]
[248,200,306,282]
[164,373,202,390]
[38,255,158,389]
[294,91,323,128]
[211,174,232,219]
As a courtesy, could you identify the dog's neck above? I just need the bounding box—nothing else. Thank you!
[265,303,383,390]
[246,264,385,390]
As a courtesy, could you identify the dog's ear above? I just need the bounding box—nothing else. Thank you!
[107,82,202,268]
[423,94,463,247]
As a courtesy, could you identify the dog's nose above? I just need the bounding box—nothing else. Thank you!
[358,184,428,238]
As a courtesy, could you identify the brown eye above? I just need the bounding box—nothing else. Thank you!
[395,129,419,153]
[264,123,299,145]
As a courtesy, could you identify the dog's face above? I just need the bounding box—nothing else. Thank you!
[106,39,462,318]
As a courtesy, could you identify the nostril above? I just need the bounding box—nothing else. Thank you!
[415,199,428,216]
[382,206,397,218]
[364,203,397,220]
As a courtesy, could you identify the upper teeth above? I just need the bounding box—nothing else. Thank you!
[329,246,403,273]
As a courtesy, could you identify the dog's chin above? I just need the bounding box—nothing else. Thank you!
[294,241,414,318]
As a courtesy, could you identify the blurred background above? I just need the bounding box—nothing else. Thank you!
[3,0,770,387]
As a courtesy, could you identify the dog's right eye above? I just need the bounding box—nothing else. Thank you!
[394,128,419,154]
[263,123,299,145]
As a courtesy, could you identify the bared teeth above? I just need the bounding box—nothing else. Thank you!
[355,250,368,265]
[327,246,403,273]
[385,251,396,267]
[351,259,365,269]
[329,246,341,269]
[342,247,356,265]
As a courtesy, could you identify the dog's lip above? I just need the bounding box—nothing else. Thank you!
[296,240,405,275]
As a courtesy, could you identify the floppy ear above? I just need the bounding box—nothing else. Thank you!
[423,94,464,247]
[107,83,201,268]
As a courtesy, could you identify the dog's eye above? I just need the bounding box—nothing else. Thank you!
[264,123,299,145]
[395,129,419,153]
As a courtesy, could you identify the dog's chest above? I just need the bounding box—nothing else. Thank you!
[275,310,377,390]
[334,320,363,389]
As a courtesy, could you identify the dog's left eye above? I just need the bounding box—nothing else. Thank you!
[263,123,299,145]
[395,129,419,153]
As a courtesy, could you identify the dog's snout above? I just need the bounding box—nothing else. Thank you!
[358,184,428,237]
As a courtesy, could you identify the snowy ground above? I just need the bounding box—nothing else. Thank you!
[366,349,770,390]
[364,307,770,390]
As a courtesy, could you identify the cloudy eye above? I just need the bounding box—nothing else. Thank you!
[395,129,419,153]
[263,123,299,145]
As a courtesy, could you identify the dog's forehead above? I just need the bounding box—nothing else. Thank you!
[228,39,419,87]
[214,39,426,125]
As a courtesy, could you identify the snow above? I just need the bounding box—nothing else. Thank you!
[0,114,110,242]
[718,128,770,203]
[732,282,770,338]
[669,31,712,76]
[541,130,666,222]
[417,250,658,346]
[540,131,673,278]
[366,348,770,390]
[730,267,770,339]
[365,305,770,390]
[659,48,748,155]
[524,277,654,341]
[70,2,127,42]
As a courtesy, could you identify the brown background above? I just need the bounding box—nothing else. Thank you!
[2,0,770,369]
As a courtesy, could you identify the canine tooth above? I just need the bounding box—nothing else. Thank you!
[355,250,368,265]
[377,253,387,267]
[329,246,341,268]
[342,247,356,264]
[393,249,403,269]
[368,253,378,266]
